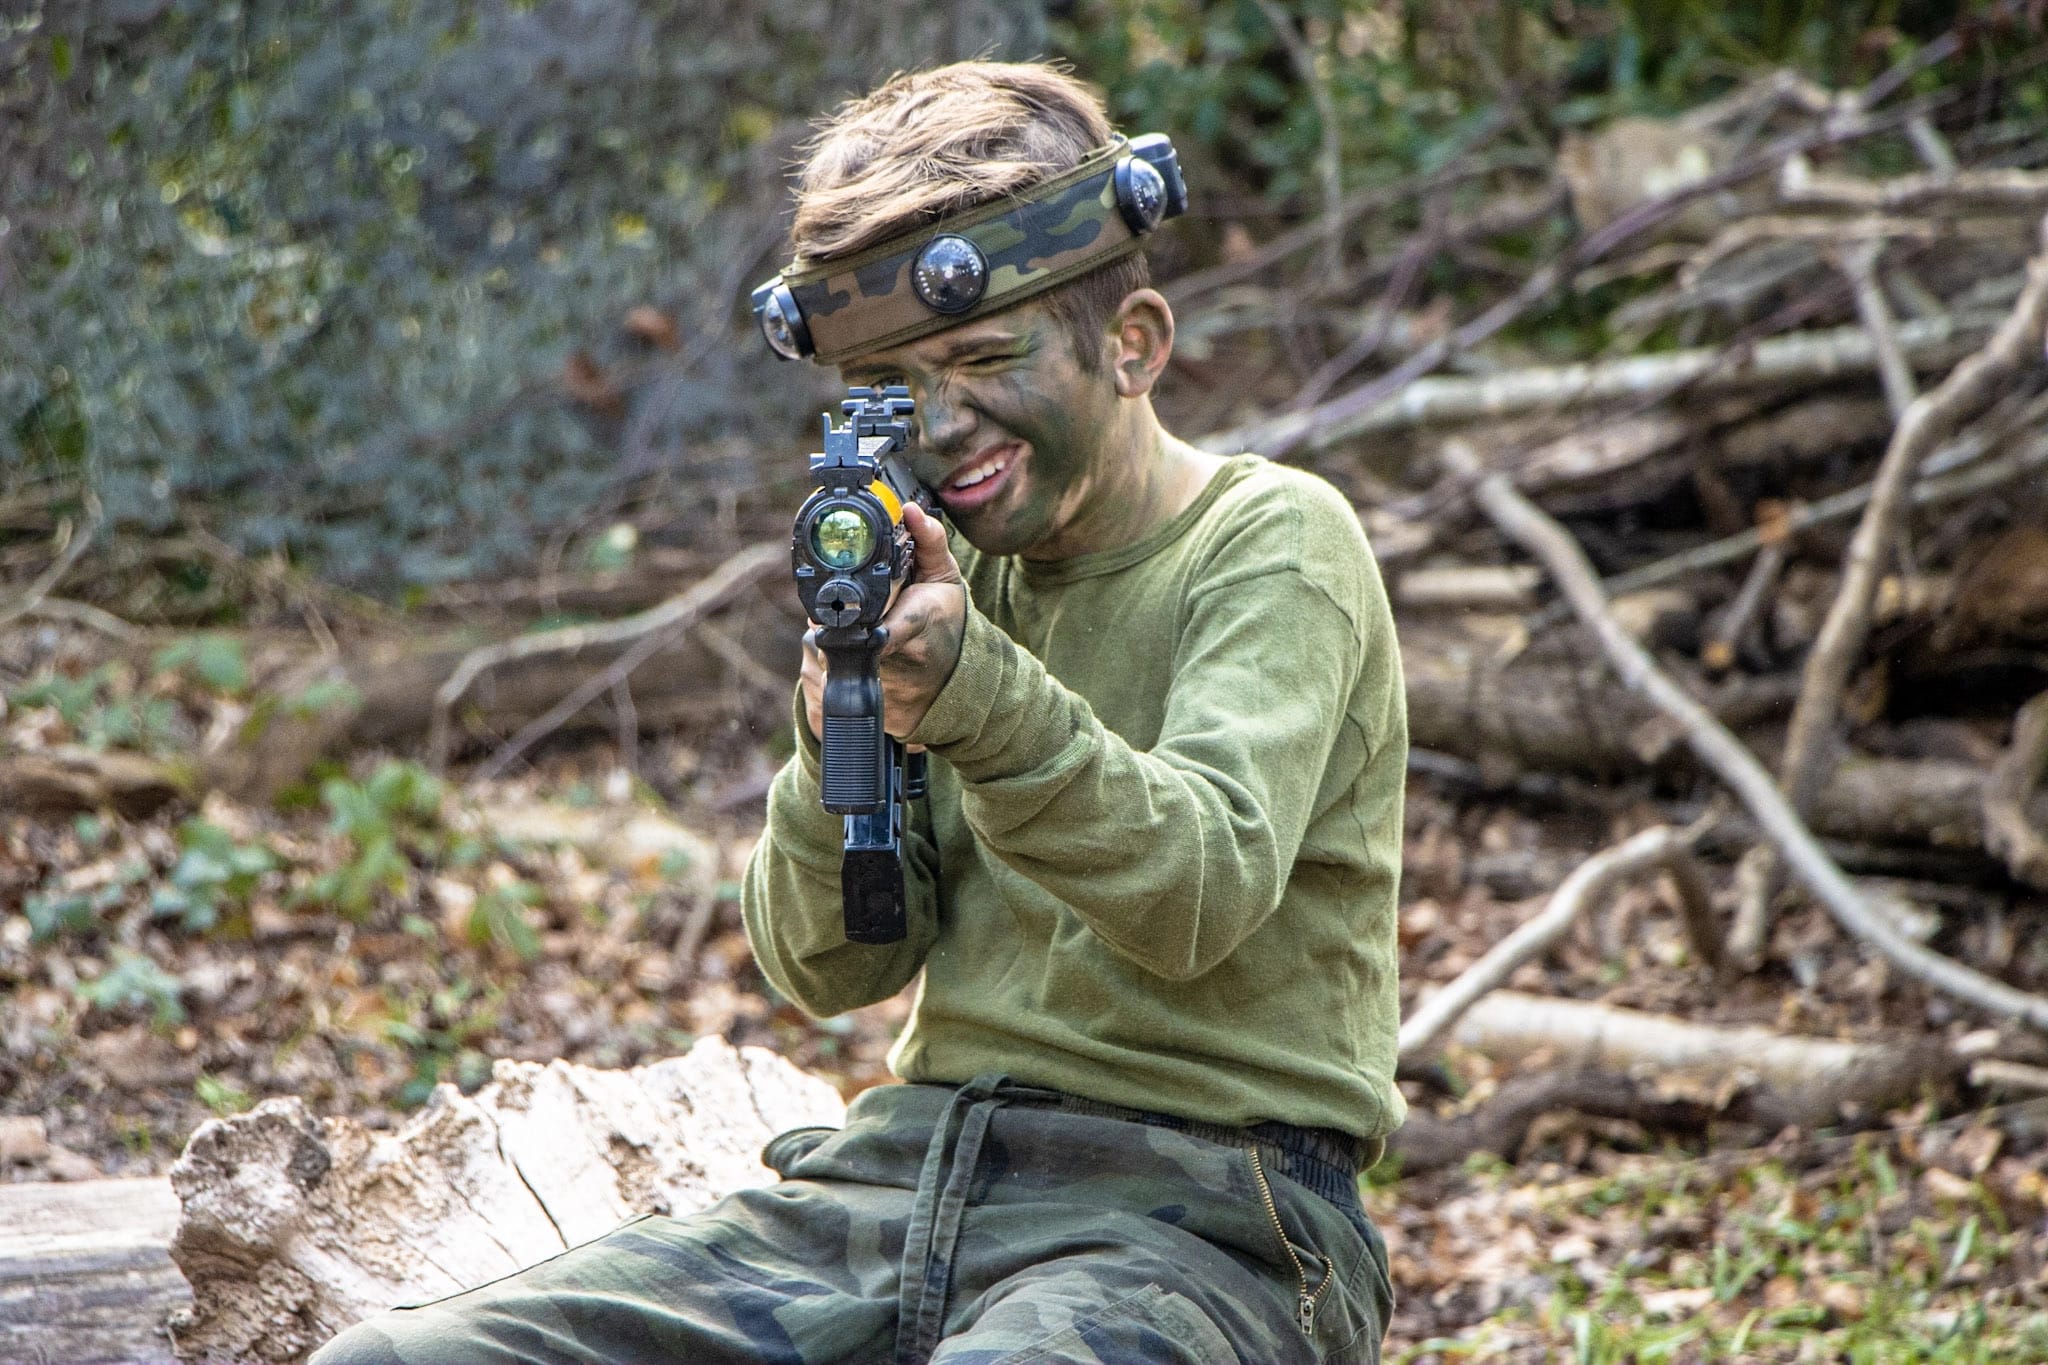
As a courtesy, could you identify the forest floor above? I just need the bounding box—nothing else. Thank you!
[4,616,2046,1363]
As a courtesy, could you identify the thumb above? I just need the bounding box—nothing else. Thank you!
[904,503,962,585]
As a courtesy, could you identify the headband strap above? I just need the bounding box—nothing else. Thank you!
[753,134,1185,365]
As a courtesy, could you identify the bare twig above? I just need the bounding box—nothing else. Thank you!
[1399,825,1705,1060]
[1441,440,2048,1032]
[1162,116,1515,307]
[0,492,100,632]
[1780,155,2048,212]
[1210,96,1947,459]
[16,597,141,642]
[1984,690,2048,891]
[467,544,783,781]
[429,543,780,771]
[1591,418,2048,604]
[1286,194,1444,412]
[611,676,640,779]
[1732,231,1925,961]
[1906,114,1960,176]
[1205,309,1995,452]
[1702,540,1785,674]
[695,619,789,695]
[1838,237,1921,419]
[1779,219,2048,822]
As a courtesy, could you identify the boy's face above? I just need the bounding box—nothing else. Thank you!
[840,298,1121,561]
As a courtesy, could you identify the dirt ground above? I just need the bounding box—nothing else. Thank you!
[5,636,2047,1360]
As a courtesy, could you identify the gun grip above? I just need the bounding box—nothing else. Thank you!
[818,626,889,814]
[841,849,907,944]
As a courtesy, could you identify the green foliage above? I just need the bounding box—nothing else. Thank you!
[195,1072,254,1116]
[468,876,543,962]
[152,634,250,695]
[285,677,361,718]
[151,817,277,932]
[2,0,1035,589]
[1401,1142,2048,1363]
[25,860,150,941]
[10,666,182,752]
[380,977,501,1108]
[76,948,187,1027]
[298,759,446,918]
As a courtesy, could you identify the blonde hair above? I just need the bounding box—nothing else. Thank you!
[791,61,1149,367]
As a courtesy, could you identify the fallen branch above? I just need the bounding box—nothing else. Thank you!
[1442,440,2048,1032]
[1779,154,2048,212]
[1205,309,1994,455]
[1160,123,1516,307]
[1984,689,2048,890]
[1591,418,2048,606]
[471,543,784,781]
[1778,217,2048,821]
[1838,237,1919,419]
[0,745,188,818]
[1387,1067,1715,1176]
[1442,991,1958,1130]
[429,541,780,771]
[17,595,143,641]
[1679,212,2001,288]
[1203,96,1948,459]
[1701,540,1785,673]
[1730,228,1928,962]
[1399,825,1714,1059]
[0,492,100,633]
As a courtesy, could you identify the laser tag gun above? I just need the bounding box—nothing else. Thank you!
[792,385,938,945]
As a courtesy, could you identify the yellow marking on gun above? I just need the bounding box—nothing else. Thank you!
[868,480,904,524]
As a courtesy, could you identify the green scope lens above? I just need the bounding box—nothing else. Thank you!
[810,507,876,570]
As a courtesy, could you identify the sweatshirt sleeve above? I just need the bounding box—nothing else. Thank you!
[904,494,1383,982]
[740,688,941,1018]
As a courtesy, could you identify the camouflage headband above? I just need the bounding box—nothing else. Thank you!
[752,134,1186,365]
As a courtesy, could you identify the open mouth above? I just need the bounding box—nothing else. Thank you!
[937,443,1019,512]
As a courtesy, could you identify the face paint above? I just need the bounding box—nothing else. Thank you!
[842,299,1138,562]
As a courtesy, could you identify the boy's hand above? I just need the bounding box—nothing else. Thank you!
[801,502,967,742]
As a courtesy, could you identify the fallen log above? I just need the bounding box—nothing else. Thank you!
[166,1037,843,1365]
[0,1040,842,1365]
[0,1178,189,1365]
[1446,437,2048,1030]
[1399,826,1716,1060]
[0,744,193,818]
[1441,991,1958,1129]
[1388,1068,1716,1176]
[1984,689,2048,890]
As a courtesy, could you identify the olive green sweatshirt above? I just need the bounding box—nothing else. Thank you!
[741,454,1407,1141]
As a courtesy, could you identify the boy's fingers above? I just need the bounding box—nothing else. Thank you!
[904,503,961,583]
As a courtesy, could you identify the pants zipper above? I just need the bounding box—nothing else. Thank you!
[1248,1145,1330,1336]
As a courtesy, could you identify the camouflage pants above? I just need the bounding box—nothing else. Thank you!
[310,1075,1393,1364]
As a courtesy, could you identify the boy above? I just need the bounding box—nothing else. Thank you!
[315,59,1404,1365]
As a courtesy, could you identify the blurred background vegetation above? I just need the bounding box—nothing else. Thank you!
[4,0,2029,594]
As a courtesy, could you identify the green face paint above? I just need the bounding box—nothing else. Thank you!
[842,300,1134,562]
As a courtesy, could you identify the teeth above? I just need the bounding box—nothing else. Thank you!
[950,453,1009,490]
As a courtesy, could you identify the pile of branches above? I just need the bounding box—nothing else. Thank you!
[1166,44,2048,1167]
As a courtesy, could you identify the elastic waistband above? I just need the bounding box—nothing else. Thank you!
[992,1084,1373,1216]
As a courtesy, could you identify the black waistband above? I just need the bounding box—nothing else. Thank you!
[993,1085,1373,1216]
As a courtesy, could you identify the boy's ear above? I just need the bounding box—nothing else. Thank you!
[1110,289,1174,399]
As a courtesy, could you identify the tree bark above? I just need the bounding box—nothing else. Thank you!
[166,1038,843,1364]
